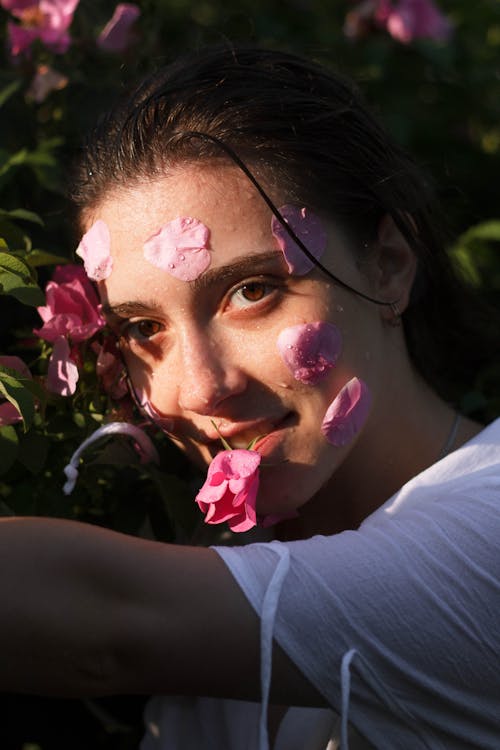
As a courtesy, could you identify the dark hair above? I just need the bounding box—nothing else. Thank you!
[70,44,498,406]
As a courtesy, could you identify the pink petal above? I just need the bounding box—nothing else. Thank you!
[321,376,371,447]
[1,0,34,12]
[376,0,452,43]
[0,402,23,426]
[271,205,327,275]
[133,387,174,431]
[277,321,342,384]
[76,219,113,282]
[27,64,68,103]
[0,356,34,424]
[97,3,140,52]
[7,21,37,55]
[143,217,211,282]
[46,336,79,396]
[39,0,79,31]
[0,355,32,379]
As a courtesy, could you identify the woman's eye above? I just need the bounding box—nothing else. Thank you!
[229,281,272,309]
[122,319,162,341]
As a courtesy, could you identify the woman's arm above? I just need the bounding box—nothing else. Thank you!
[0,517,323,705]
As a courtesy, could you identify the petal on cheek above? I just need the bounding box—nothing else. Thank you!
[76,219,113,282]
[277,321,342,384]
[143,216,211,281]
[321,376,371,447]
[271,205,327,275]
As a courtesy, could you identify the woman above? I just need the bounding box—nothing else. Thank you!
[2,46,500,749]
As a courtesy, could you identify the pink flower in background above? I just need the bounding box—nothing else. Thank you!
[97,3,140,53]
[0,355,32,425]
[196,449,261,532]
[344,0,452,43]
[27,64,68,102]
[35,264,105,344]
[3,0,80,56]
[46,335,78,396]
[376,0,452,42]
[76,220,113,282]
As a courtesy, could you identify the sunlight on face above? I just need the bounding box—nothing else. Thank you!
[92,163,380,516]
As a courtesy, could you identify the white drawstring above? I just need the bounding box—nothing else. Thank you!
[257,541,291,750]
[62,421,159,494]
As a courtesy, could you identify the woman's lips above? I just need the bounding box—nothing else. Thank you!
[201,413,295,453]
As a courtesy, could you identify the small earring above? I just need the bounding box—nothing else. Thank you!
[389,302,402,327]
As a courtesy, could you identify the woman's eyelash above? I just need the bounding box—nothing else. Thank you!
[226,277,283,309]
[119,318,163,342]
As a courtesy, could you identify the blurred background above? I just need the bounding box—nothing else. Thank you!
[0,0,499,747]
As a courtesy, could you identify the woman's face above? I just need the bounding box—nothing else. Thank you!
[93,164,386,516]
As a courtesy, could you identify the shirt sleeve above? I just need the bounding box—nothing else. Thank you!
[214,487,500,749]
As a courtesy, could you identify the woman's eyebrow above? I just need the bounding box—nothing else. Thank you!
[101,300,163,319]
[102,251,285,319]
[191,250,284,293]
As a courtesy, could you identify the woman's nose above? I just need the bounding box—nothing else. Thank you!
[175,329,247,415]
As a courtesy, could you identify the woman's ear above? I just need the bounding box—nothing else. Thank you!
[371,214,417,316]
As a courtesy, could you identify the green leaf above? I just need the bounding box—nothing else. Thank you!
[0,217,31,252]
[0,268,45,305]
[0,252,44,305]
[0,372,35,430]
[0,148,29,177]
[0,78,21,108]
[460,220,500,244]
[26,249,70,267]
[0,208,44,226]
[0,251,33,281]
[0,425,19,475]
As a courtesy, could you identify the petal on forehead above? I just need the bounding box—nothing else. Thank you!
[321,376,371,447]
[271,205,327,275]
[76,219,113,282]
[143,216,211,281]
[277,321,342,384]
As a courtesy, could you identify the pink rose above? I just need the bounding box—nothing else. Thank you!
[35,264,105,344]
[97,3,140,53]
[0,355,32,425]
[196,449,261,533]
[4,0,80,57]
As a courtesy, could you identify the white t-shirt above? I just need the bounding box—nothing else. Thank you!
[142,419,500,749]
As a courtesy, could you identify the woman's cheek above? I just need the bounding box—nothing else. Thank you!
[275,319,371,447]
